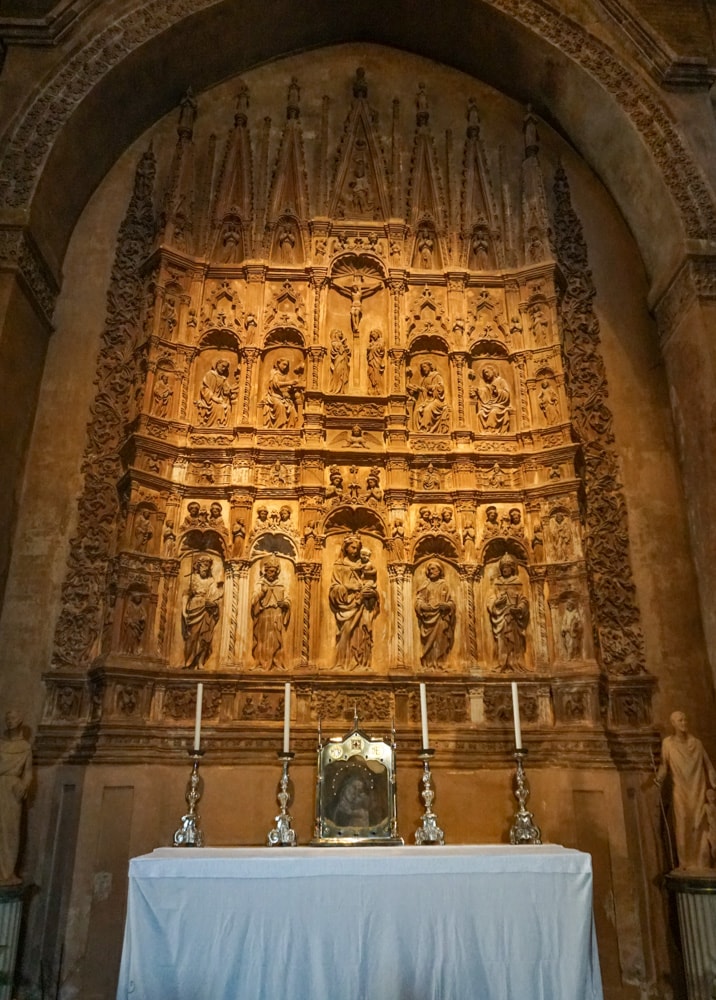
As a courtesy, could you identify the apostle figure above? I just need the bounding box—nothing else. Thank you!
[487,553,530,671]
[414,561,456,670]
[366,328,386,395]
[181,555,224,669]
[151,371,173,417]
[251,556,291,670]
[561,598,583,660]
[655,711,716,870]
[538,379,560,424]
[406,360,450,434]
[195,358,239,427]
[329,534,380,670]
[473,363,511,433]
[328,329,351,393]
[0,710,32,884]
[262,357,304,428]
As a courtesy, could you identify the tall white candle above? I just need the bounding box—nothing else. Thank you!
[511,682,522,749]
[419,683,430,749]
[283,682,291,753]
[193,682,203,751]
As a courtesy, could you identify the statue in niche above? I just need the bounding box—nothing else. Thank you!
[181,555,224,669]
[333,271,382,336]
[231,519,246,558]
[484,505,500,536]
[462,524,477,561]
[530,304,549,343]
[209,502,229,537]
[151,371,173,417]
[417,228,434,268]
[262,357,305,429]
[655,711,716,870]
[487,462,507,487]
[325,467,345,503]
[472,364,511,433]
[503,508,524,537]
[181,501,203,531]
[406,361,450,434]
[329,533,380,670]
[470,225,490,269]
[133,509,154,552]
[389,520,406,561]
[366,328,386,395]
[121,592,147,654]
[538,379,560,424]
[487,553,530,672]
[422,464,441,490]
[302,522,318,560]
[268,460,287,485]
[561,598,583,660]
[328,329,351,393]
[551,511,573,562]
[278,224,296,264]
[163,521,177,558]
[251,556,291,670]
[195,358,239,427]
[414,561,456,669]
[347,152,374,216]
[531,526,545,562]
[0,711,32,885]
[161,296,178,336]
[219,213,242,264]
[363,468,383,505]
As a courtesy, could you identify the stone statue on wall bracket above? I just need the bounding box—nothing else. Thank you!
[486,553,530,671]
[655,711,716,870]
[414,560,456,669]
[472,363,511,433]
[0,710,32,885]
[121,592,147,654]
[195,358,239,427]
[328,329,351,393]
[329,533,380,670]
[262,357,305,428]
[251,556,291,670]
[406,361,450,433]
[366,328,386,394]
[181,555,224,669]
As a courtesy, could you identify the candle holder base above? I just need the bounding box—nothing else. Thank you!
[267,751,297,847]
[509,748,542,845]
[415,748,445,846]
[173,749,205,847]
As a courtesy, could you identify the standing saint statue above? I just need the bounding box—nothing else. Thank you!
[251,556,291,670]
[0,710,32,884]
[655,711,716,870]
[181,555,224,669]
[329,534,380,670]
[366,328,386,395]
[328,329,351,393]
[414,561,456,669]
[486,553,530,671]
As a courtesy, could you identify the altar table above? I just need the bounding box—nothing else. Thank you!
[117,844,603,1000]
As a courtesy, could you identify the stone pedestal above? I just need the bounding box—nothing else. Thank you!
[0,884,24,1000]
[666,871,716,1000]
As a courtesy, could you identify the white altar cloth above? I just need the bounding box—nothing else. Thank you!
[117,844,603,1000]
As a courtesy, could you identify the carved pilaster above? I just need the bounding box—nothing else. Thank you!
[387,563,412,668]
[296,562,322,668]
[449,350,470,427]
[227,561,250,663]
[241,347,260,424]
[458,564,480,665]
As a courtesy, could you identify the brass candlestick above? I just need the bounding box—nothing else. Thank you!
[173,749,205,847]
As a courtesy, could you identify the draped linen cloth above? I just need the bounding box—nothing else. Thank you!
[117,844,603,1000]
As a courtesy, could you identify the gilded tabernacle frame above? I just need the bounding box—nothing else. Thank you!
[311,717,403,846]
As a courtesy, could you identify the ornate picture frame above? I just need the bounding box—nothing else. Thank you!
[311,718,403,846]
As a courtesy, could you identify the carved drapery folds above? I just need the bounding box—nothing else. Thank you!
[44,65,652,765]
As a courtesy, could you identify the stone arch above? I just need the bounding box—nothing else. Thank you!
[1,1,710,295]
